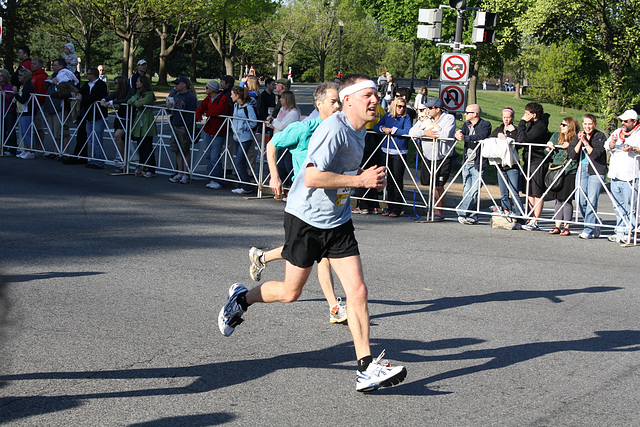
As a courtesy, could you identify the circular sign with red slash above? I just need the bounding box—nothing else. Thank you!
[438,83,467,113]
[440,53,470,82]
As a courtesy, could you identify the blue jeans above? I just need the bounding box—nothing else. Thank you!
[610,178,637,238]
[86,120,106,167]
[19,115,33,149]
[234,139,253,190]
[575,163,604,235]
[205,134,225,181]
[457,163,482,219]
[497,167,524,215]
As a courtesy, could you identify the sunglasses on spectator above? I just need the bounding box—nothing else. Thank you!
[560,123,568,127]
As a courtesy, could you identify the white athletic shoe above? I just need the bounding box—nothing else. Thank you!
[356,350,407,392]
[206,180,223,189]
[249,247,266,282]
[330,297,347,323]
[218,283,248,337]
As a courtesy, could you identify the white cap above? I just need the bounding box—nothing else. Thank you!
[618,109,638,121]
[137,59,147,66]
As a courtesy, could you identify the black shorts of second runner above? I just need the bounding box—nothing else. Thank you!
[420,156,452,187]
[281,212,360,269]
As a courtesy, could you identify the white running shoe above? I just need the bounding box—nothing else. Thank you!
[356,350,407,392]
[232,188,248,194]
[218,283,249,337]
[206,180,223,189]
[16,151,27,159]
[21,151,35,160]
[169,173,182,183]
[249,247,266,282]
[180,175,190,184]
[330,297,347,323]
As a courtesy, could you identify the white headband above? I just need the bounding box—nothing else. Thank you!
[339,80,377,102]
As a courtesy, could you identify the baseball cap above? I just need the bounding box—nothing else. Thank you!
[424,98,444,109]
[137,59,147,66]
[618,109,638,121]
[172,76,189,85]
[275,78,291,89]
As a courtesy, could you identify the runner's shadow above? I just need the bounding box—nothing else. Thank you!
[374,330,640,395]
[368,286,622,320]
[0,337,475,421]
[5,272,104,283]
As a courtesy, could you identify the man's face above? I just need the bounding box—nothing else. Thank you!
[52,61,64,73]
[98,66,104,75]
[316,88,340,119]
[427,106,441,119]
[275,83,285,94]
[138,63,147,73]
[31,61,42,72]
[386,75,392,82]
[266,81,276,92]
[345,85,379,124]
[17,49,27,61]
[174,81,187,93]
[87,71,98,82]
[220,80,229,90]
[623,119,638,132]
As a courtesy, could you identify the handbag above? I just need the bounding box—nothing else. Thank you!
[544,163,565,192]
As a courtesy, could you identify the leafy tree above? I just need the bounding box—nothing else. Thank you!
[0,0,46,67]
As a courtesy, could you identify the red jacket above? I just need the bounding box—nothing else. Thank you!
[196,93,231,136]
[31,68,49,105]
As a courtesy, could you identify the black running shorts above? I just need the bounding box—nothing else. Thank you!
[281,212,360,268]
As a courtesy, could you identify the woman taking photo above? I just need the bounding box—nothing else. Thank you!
[374,96,413,217]
[546,117,579,235]
[127,75,157,178]
[230,86,257,195]
[101,76,130,171]
[568,114,607,239]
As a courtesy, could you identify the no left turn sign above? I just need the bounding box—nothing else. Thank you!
[440,53,470,82]
[439,83,467,113]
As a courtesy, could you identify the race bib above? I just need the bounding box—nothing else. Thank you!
[336,170,358,206]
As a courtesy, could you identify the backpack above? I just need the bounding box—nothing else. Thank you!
[239,105,258,131]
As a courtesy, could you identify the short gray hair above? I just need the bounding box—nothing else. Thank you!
[32,57,44,67]
[313,82,339,105]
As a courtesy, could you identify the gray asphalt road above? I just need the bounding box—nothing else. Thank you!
[1,156,638,426]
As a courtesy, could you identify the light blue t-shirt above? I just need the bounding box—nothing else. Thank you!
[270,116,322,182]
[285,111,366,229]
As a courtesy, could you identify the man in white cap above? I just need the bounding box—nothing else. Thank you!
[128,59,148,97]
[218,74,407,392]
[605,109,640,243]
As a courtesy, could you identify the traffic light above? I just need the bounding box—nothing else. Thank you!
[449,0,466,10]
[417,8,443,41]
[472,11,497,43]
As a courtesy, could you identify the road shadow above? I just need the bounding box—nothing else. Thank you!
[5,272,104,284]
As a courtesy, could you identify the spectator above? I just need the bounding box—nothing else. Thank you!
[128,60,147,98]
[230,85,257,194]
[268,90,300,189]
[0,69,18,156]
[44,57,79,160]
[604,109,640,243]
[409,97,456,220]
[376,71,387,92]
[568,114,607,239]
[30,57,48,154]
[482,78,487,90]
[374,96,413,217]
[62,43,78,74]
[127,75,157,178]
[13,68,35,159]
[100,76,130,171]
[97,65,108,87]
[220,75,235,107]
[272,78,291,117]
[517,102,551,231]
[489,107,524,220]
[414,86,428,110]
[195,79,231,189]
[379,74,397,110]
[545,117,579,235]
[396,87,416,122]
[256,77,276,121]
[11,46,32,88]
[455,103,492,224]
[167,76,198,184]
[76,67,109,169]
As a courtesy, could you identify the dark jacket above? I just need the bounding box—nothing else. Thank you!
[79,79,109,122]
[460,117,492,166]
[516,113,550,162]
[568,129,608,176]
[256,90,275,121]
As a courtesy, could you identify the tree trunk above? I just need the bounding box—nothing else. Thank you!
[190,29,199,82]
[128,36,135,77]
[513,82,521,99]
[468,61,479,105]
[158,23,169,86]
[121,37,130,77]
